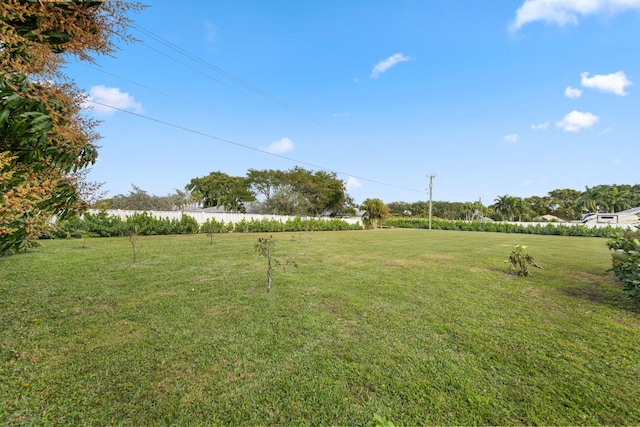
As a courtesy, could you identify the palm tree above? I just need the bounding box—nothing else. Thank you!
[492,194,516,221]
[511,197,530,222]
[576,186,603,214]
[461,202,475,221]
[584,185,634,213]
[361,198,390,229]
[606,185,634,213]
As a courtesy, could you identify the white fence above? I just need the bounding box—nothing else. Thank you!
[87,209,363,227]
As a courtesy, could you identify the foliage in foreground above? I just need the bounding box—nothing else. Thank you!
[608,227,640,299]
[386,216,623,238]
[0,0,143,256]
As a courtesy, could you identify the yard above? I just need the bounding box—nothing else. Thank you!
[1,229,638,425]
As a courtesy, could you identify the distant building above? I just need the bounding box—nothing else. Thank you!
[581,206,639,226]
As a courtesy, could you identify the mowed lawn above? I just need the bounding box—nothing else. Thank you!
[1,229,638,425]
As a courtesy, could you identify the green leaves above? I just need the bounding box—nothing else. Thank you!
[608,230,640,299]
[187,171,255,213]
[361,198,390,229]
[506,245,541,276]
[1,0,142,255]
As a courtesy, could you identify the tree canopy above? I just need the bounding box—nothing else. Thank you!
[361,198,390,229]
[184,167,353,217]
[388,184,640,223]
[187,171,256,213]
[96,185,192,212]
[0,0,143,254]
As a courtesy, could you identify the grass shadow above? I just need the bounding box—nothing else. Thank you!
[560,279,640,314]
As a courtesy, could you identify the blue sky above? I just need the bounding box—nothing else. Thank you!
[68,0,640,205]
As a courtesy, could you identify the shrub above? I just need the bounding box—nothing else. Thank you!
[175,214,199,234]
[385,217,622,238]
[41,215,85,239]
[201,218,227,244]
[607,230,640,299]
[506,245,541,276]
[125,212,172,235]
[83,211,127,237]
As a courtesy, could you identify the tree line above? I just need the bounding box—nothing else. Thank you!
[97,167,358,218]
[389,184,640,222]
[99,182,639,224]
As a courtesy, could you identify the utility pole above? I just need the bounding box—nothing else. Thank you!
[427,173,436,229]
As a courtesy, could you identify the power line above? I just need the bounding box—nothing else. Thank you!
[131,25,387,155]
[88,100,426,194]
[82,63,210,111]
[134,25,310,117]
[80,27,422,193]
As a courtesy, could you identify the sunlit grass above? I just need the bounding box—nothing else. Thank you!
[1,230,638,425]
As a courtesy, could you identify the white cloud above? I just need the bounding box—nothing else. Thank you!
[370,53,412,79]
[531,121,549,130]
[504,133,519,143]
[556,110,599,132]
[204,21,218,43]
[510,0,640,31]
[83,85,142,116]
[564,86,583,98]
[266,137,295,154]
[346,177,362,191]
[580,71,632,95]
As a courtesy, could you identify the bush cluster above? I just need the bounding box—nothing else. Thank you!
[608,227,640,299]
[385,217,623,238]
[233,217,360,233]
[45,212,361,239]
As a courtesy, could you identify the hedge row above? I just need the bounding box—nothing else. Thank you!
[385,217,624,238]
[44,211,362,239]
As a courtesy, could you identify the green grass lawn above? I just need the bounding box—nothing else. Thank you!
[1,229,639,425]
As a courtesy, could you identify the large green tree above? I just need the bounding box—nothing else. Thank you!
[187,171,255,213]
[246,168,285,205]
[547,188,582,220]
[525,195,552,218]
[1,0,142,254]
[245,167,351,217]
